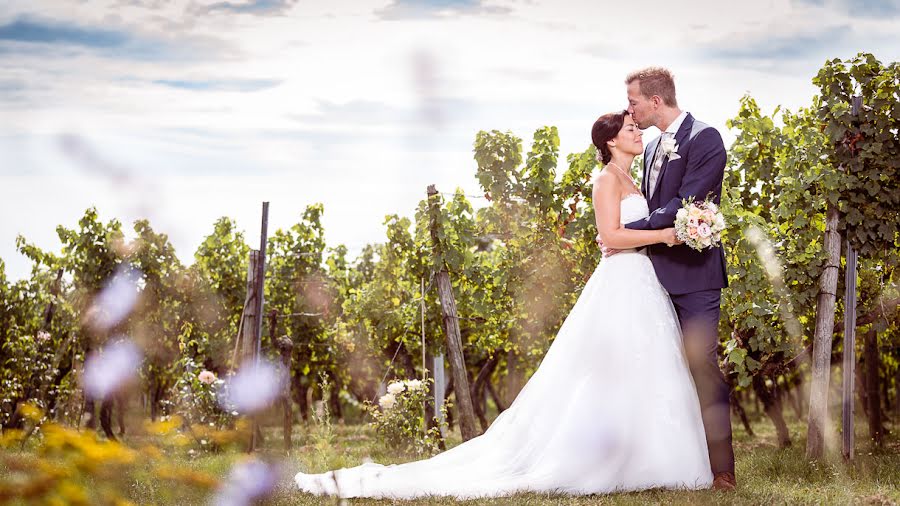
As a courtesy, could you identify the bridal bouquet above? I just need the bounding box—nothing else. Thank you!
[674,198,725,251]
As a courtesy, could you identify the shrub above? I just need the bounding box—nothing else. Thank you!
[363,378,448,456]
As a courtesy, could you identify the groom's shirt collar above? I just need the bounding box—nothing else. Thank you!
[663,110,688,135]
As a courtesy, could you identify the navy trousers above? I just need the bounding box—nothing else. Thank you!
[669,289,735,476]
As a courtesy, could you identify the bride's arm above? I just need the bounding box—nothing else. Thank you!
[592,172,677,250]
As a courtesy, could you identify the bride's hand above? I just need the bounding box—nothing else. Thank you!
[661,228,682,247]
[596,234,622,257]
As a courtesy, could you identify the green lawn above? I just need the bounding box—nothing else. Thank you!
[262,416,899,506]
[3,413,898,505]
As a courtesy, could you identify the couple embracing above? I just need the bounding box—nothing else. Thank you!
[295,66,736,499]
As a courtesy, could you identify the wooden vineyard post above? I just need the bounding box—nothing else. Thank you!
[251,202,270,452]
[253,202,269,368]
[421,276,428,434]
[241,251,260,367]
[806,204,841,460]
[842,238,858,461]
[840,96,862,461]
[426,185,479,441]
[806,94,865,462]
[240,250,260,451]
[276,334,293,452]
[240,201,271,452]
[434,353,446,437]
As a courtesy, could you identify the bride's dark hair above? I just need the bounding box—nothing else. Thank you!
[591,110,628,164]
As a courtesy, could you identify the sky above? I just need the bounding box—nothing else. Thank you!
[1,0,898,281]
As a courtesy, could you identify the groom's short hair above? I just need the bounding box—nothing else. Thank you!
[626,67,678,107]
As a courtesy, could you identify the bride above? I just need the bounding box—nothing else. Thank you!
[294,111,714,499]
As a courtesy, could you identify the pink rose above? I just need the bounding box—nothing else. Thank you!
[198,370,217,385]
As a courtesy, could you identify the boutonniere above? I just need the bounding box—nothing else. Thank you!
[660,136,681,161]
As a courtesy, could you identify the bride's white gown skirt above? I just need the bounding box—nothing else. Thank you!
[295,196,714,499]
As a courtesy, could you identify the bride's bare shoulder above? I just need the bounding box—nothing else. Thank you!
[591,169,617,195]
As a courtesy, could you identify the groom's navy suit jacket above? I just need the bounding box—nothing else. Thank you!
[624,113,728,295]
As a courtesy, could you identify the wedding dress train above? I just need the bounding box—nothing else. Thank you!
[294,194,714,499]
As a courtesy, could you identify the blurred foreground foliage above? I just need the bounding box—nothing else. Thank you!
[0,404,246,505]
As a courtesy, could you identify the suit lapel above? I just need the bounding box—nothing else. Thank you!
[649,114,694,203]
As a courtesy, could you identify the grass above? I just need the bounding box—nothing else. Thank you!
[262,414,900,506]
[3,412,899,505]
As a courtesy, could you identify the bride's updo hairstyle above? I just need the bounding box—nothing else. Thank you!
[591,110,628,164]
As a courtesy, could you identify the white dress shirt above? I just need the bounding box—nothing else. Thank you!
[663,110,688,136]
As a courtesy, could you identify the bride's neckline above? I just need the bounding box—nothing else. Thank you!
[608,162,645,202]
[621,193,645,203]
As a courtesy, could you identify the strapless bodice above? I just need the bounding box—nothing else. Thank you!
[620,193,649,224]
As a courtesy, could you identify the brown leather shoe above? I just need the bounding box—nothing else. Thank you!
[712,472,737,491]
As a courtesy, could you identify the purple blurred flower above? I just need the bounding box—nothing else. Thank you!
[83,339,142,399]
[212,458,277,506]
[87,266,142,332]
[220,361,283,414]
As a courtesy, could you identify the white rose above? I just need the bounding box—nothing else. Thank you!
[660,137,677,154]
[659,137,680,160]
[697,223,712,238]
[387,381,405,395]
[378,393,396,410]
[405,379,423,391]
[676,208,688,220]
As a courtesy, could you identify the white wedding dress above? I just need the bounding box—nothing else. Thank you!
[294,194,713,499]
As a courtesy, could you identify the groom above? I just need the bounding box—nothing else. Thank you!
[609,67,735,490]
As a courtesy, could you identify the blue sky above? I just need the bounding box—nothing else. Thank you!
[1,0,898,280]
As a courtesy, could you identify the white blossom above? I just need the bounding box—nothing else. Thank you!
[387,381,405,395]
[379,393,396,410]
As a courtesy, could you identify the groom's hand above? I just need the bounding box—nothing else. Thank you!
[596,235,623,257]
